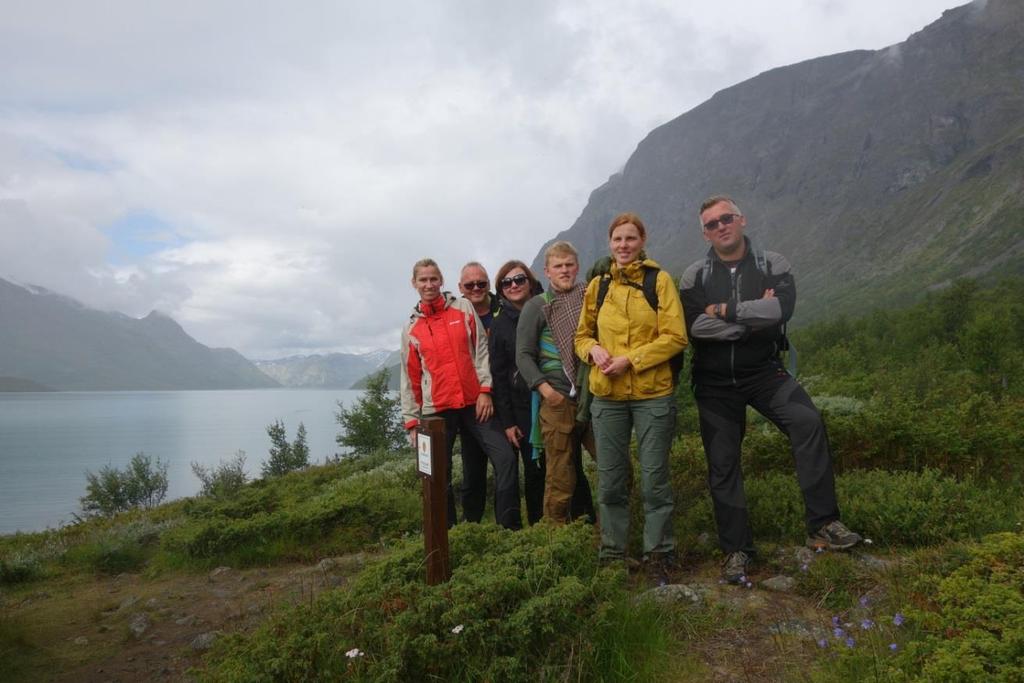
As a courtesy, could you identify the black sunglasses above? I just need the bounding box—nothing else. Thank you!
[500,274,529,289]
[462,280,489,291]
[703,213,741,232]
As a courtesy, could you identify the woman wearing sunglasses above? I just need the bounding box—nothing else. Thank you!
[487,260,546,525]
[574,213,688,573]
[400,258,522,530]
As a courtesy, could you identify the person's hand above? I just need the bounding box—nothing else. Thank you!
[505,426,523,448]
[589,344,612,371]
[539,382,565,408]
[407,428,418,449]
[601,355,631,377]
[475,393,493,422]
[705,303,718,317]
[762,288,775,299]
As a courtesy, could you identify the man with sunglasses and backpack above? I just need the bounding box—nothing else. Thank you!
[679,195,862,585]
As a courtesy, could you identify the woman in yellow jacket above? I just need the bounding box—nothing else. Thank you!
[575,212,688,571]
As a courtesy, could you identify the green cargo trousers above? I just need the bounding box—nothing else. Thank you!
[591,395,676,560]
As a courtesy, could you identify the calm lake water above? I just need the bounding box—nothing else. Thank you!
[0,389,365,535]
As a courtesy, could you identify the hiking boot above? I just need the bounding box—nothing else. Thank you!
[807,520,863,551]
[644,552,677,586]
[721,551,750,585]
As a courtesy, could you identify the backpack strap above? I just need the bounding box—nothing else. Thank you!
[595,273,612,312]
[596,268,661,314]
[641,267,660,312]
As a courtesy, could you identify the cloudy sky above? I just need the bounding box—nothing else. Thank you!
[0,0,959,359]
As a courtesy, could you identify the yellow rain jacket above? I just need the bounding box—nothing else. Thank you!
[575,258,688,400]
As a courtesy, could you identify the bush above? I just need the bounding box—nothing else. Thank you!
[162,451,422,566]
[907,531,1024,681]
[62,518,175,574]
[0,550,46,585]
[815,531,1024,682]
[80,452,169,517]
[262,420,310,477]
[192,451,249,499]
[668,467,1018,550]
[199,522,684,682]
[336,369,406,455]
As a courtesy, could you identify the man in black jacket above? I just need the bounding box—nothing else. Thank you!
[679,195,861,584]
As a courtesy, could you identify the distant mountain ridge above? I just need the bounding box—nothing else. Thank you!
[0,277,278,390]
[254,350,393,389]
[533,0,1024,323]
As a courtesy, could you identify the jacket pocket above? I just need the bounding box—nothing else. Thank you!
[633,362,671,396]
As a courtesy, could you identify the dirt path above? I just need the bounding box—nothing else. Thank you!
[2,554,366,683]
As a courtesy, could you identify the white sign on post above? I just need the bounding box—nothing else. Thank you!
[417,432,432,476]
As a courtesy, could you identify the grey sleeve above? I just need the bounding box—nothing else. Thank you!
[515,299,547,389]
[690,314,746,341]
[735,298,783,329]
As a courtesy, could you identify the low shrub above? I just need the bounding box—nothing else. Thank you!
[161,451,421,566]
[199,522,685,682]
[815,531,1024,682]
[192,451,249,499]
[62,518,177,574]
[668,464,1019,550]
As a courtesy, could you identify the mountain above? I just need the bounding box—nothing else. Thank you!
[350,352,401,389]
[532,0,1024,323]
[254,350,393,389]
[0,277,279,390]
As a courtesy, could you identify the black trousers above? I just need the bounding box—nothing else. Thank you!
[694,370,839,555]
[438,406,522,530]
[462,407,592,526]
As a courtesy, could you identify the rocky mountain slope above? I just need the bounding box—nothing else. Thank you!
[533,0,1024,323]
[0,277,278,390]
[254,350,392,389]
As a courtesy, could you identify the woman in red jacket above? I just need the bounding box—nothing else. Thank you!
[400,258,522,530]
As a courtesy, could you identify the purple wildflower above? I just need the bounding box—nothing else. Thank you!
[817,638,829,649]
[893,613,905,627]
[861,619,875,630]
[845,636,856,648]
[859,595,870,608]
[832,615,841,626]
[833,627,845,638]
[889,643,899,652]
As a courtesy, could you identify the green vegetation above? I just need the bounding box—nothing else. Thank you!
[200,522,704,683]
[160,451,420,568]
[80,452,169,517]
[192,450,250,499]
[336,368,406,455]
[262,420,311,477]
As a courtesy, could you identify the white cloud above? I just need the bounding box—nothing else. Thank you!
[0,0,958,357]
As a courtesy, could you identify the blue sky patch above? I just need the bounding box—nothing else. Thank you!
[104,210,186,264]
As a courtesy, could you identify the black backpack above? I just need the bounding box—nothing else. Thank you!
[593,264,686,386]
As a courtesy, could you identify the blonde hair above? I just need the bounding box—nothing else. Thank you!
[412,258,441,280]
[544,240,578,266]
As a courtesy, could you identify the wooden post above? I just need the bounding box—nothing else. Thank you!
[417,417,451,585]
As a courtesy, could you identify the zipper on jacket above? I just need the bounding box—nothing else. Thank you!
[729,265,740,386]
